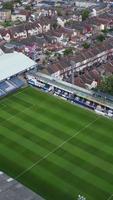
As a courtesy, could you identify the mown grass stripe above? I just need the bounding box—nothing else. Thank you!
[82,124,113,148]
[0,129,93,200]
[38,156,110,199]
[0,122,110,195]
[7,105,112,168]
[3,96,113,166]
[70,136,113,164]
[7,91,96,125]
[0,111,113,198]
[0,101,86,134]
[56,147,113,185]
[78,134,113,160]
[0,144,33,172]
[1,114,113,186]
[0,106,113,184]
[14,87,97,121]
[0,87,113,200]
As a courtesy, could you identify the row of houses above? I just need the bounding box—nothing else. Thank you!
[0,3,113,44]
[1,12,113,43]
[0,16,56,41]
[39,38,113,79]
[74,60,113,89]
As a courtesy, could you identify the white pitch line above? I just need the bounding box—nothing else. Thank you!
[0,87,111,200]
[107,194,113,200]
[14,115,100,180]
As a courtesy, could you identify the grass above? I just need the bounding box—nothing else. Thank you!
[0,86,113,200]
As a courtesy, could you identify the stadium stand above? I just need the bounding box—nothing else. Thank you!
[10,77,24,88]
[0,81,9,91]
[0,52,36,98]
[0,76,25,97]
[0,89,6,97]
[5,81,16,92]
[28,72,113,118]
[0,81,16,93]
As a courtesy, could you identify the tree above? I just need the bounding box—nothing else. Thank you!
[25,5,31,10]
[14,0,21,4]
[45,50,52,57]
[2,20,12,27]
[82,9,90,21]
[3,1,14,12]
[54,52,61,59]
[56,6,62,16]
[97,34,105,42]
[52,22,58,30]
[82,42,90,49]
[96,75,113,95]
[63,47,73,56]
[101,28,108,34]
[109,27,113,32]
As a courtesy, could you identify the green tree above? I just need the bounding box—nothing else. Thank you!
[3,1,14,12]
[82,42,90,49]
[54,52,61,59]
[2,20,12,27]
[14,0,21,4]
[82,9,90,21]
[109,27,113,32]
[25,5,31,10]
[101,28,108,34]
[52,22,58,30]
[56,7,62,16]
[45,50,52,57]
[63,47,73,56]
[97,75,113,95]
[97,34,105,42]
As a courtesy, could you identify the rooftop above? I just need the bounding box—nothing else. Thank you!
[0,171,44,200]
[0,52,36,81]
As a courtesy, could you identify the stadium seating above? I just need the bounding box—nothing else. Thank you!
[0,89,6,97]
[5,81,16,92]
[0,81,9,91]
[0,81,16,93]
[10,77,24,88]
[0,76,24,97]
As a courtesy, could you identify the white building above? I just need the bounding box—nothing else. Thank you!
[0,52,37,82]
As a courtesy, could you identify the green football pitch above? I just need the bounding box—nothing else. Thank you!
[0,86,113,200]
